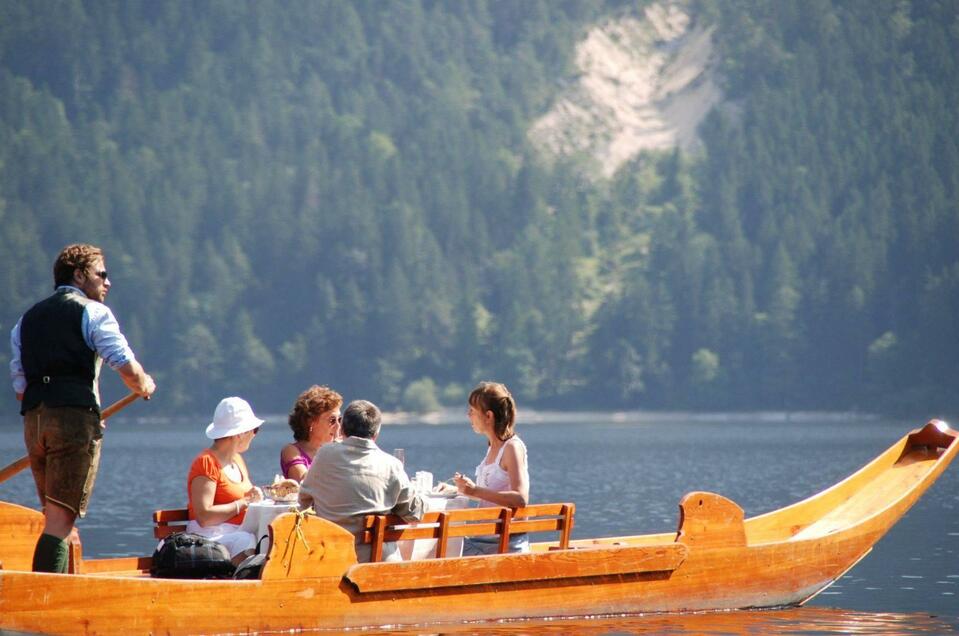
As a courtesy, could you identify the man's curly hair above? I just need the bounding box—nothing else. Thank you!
[53,244,103,288]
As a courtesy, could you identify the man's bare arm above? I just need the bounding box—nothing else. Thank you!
[116,360,156,398]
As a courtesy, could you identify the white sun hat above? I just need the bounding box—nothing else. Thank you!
[206,397,265,440]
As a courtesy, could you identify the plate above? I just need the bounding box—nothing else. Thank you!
[262,485,299,502]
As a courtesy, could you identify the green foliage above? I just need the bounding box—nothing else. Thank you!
[440,382,467,407]
[1,1,956,416]
[691,349,720,386]
[401,377,441,414]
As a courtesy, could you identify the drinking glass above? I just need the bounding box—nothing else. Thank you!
[393,448,405,465]
[415,471,433,493]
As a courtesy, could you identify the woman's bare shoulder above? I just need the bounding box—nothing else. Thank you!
[280,442,301,460]
[501,437,527,463]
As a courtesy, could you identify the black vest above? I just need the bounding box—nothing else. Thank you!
[20,288,101,415]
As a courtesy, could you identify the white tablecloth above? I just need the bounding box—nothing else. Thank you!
[399,495,470,561]
[239,500,298,553]
[239,496,467,560]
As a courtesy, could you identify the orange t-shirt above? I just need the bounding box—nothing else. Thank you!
[187,449,252,525]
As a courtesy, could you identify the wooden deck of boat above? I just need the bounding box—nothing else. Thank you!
[790,445,943,540]
[543,449,943,550]
[560,426,954,551]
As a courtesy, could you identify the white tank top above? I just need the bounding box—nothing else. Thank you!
[475,437,528,493]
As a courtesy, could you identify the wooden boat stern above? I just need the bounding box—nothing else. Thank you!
[903,418,957,456]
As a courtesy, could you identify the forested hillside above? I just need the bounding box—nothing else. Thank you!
[1,0,956,416]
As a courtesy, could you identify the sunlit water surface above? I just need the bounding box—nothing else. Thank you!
[1,412,956,634]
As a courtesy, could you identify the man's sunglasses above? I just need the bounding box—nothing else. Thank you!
[94,270,109,280]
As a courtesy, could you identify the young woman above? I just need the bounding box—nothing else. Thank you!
[186,397,264,565]
[453,381,530,555]
[280,385,343,481]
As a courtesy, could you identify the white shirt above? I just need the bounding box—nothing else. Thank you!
[475,437,528,493]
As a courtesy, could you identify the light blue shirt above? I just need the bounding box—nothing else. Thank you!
[9,285,137,394]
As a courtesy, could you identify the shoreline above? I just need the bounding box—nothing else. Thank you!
[68,409,931,429]
[380,408,882,426]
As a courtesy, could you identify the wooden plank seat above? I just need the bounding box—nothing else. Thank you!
[153,508,190,539]
[360,502,576,563]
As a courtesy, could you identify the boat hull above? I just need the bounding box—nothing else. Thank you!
[0,421,955,634]
[0,544,865,634]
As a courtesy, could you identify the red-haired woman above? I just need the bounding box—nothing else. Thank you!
[281,385,343,481]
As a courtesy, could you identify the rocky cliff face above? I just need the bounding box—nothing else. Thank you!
[529,2,720,179]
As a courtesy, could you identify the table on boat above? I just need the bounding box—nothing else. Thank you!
[398,494,470,561]
[239,499,298,553]
[238,495,469,560]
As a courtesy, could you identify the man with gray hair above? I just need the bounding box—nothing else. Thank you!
[299,399,424,562]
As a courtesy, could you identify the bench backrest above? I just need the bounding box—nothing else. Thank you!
[154,502,576,563]
[361,502,575,562]
[153,508,190,539]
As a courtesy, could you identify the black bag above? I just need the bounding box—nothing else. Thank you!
[233,553,267,579]
[150,532,235,579]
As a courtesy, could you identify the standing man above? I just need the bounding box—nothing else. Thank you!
[299,400,424,562]
[9,243,156,572]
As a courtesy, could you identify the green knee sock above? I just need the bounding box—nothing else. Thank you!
[32,533,69,573]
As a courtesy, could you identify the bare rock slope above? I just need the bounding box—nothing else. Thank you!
[529,2,720,179]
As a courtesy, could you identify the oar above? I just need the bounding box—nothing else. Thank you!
[0,456,29,484]
[0,392,142,484]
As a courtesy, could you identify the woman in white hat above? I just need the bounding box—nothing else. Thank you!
[186,396,265,564]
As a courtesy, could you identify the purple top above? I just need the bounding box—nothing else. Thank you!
[281,442,313,479]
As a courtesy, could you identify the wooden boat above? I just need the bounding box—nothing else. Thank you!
[0,420,955,635]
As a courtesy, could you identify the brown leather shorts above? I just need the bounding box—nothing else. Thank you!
[23,404,103,518]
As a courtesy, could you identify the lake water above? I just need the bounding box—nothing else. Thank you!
[1,411,957,634]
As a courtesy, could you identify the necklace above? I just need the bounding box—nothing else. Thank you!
[223,460,243,483]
